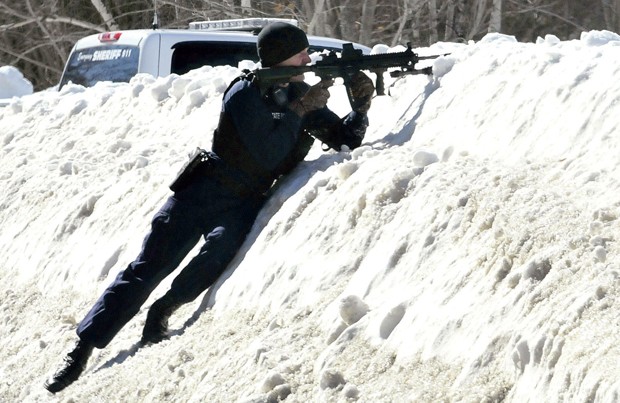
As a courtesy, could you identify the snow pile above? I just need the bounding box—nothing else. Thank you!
[0,66,34,100]
[1,32,620,402]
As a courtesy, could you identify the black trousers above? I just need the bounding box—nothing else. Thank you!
[76,178,264,348]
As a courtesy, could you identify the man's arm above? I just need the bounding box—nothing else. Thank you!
[303,72,373,151]
[304,108,369,151]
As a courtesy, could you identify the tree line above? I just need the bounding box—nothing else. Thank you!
[1,0,618,91]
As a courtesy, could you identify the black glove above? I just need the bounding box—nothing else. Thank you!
[289,79,333,117]
[347,71,374,114]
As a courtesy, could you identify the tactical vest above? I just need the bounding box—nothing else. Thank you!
[211,75,314,195]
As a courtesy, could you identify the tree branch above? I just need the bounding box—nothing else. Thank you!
[506,0,587,31]
[89,0,119,30]
[0,16,106,33]
[25,0,65,62]
[0,45,64,74]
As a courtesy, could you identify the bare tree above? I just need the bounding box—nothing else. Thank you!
[443,0,466,40]
[359,0,377,44]
[90,0,119,29]
[616,0,620,32]
[428,0,439,43]
[489,0,502,32]
[602,0,620,32]
[303,0,327,35]
[469,0,490,39]
[339,0,360,41]
[0,0,615,91]
[241,0,252,15]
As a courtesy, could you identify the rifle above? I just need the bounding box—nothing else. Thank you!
[252,42,446,109]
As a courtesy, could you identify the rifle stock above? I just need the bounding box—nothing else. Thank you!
[253,43,446,107]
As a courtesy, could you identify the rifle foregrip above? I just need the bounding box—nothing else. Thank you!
[375,72,385,96]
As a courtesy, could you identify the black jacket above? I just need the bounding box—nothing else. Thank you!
[211,78,368,196]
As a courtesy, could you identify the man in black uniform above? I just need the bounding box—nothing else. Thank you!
[45,21,374,393]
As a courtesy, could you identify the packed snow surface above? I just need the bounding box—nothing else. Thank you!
[1,31,620,402]
[0,66,33,99]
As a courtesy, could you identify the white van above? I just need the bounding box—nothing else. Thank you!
[58,18,371,90]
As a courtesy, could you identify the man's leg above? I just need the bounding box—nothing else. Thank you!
[45,197,201,393]
[77,201,203,348]
[142,200,261,343]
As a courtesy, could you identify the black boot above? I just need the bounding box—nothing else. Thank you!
[141,294,181,344]
[44,339,94,393]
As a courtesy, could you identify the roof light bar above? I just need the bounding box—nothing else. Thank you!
[189,18,297,31]
[98,32,122,42]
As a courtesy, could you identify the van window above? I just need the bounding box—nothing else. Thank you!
[308,46,341,55]
[170,42,346,75]
[59,45,139,89]
[171,42,259,74]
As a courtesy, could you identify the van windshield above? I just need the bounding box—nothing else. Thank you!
[59,45,139,89]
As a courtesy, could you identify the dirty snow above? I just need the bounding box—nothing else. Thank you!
[1,31,620,402]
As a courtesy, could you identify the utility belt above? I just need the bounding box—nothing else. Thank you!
[169,148,269,198]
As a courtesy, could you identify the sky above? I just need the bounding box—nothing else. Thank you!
[1,30,620,402]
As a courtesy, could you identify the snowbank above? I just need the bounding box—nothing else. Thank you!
[0,65,34,101]
[1,32,620,402]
